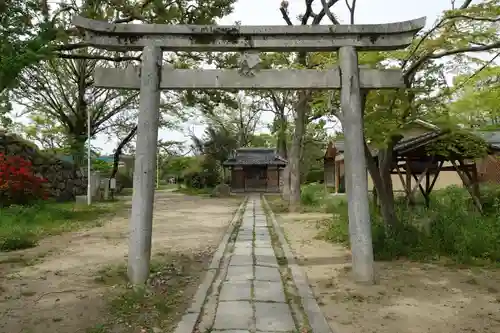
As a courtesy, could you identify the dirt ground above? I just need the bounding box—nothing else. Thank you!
[277,212,500,333]
[0,191,241,333]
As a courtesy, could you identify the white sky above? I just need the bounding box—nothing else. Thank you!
[16,0,457,155]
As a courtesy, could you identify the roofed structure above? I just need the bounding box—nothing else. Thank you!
[223,148,287,166]
[223,148,287,193]
[323,122,500,212]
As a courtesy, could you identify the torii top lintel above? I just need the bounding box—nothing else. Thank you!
[72,16,426,52]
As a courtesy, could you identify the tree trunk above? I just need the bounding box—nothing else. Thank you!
[276,110,290,201]
[364,140,399,229]
[111,125,138,179]
[288,92,309,212]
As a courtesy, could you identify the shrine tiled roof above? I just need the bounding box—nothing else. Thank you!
[223,148,287,166]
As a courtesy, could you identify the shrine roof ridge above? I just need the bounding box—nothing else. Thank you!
[72,16,426,36]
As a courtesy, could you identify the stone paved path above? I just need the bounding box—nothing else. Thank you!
[212,195,296,333]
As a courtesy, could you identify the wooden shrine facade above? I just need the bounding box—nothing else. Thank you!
[223,148,287,193]
[324,129,500,212]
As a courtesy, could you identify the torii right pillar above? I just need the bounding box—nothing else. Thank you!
[337,21,425,283]
[339,46,374,282]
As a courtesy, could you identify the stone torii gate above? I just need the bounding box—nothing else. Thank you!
[73,16,425,285]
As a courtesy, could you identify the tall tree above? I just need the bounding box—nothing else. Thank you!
[11,0,238,166]
[13,55,139,166]
[314,0,500,227]
[1,0,238,92]
[278,0,343,212]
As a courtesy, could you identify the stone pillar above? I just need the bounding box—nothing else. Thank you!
[339,46,375,284]
[128,45,162,285]
[91,171,101,199]
[103,178,110,200]
[335,162,340,194]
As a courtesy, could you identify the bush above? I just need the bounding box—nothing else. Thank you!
[92,159,113,175]
[183,169,219,189]
[0,201,121,251]
[322,185,500,264]
[300,183,325,206]
[305,169,323,183]
[0,153,48,206]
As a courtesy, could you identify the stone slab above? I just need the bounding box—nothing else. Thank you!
[213,301,253,330]
[254,231,270,238]
[237,231,254,238]
[237,234,253,242]
[262,196,333,333]
[254,234,271,242]
[233,246,252,256]
[255,266,282,282]
[219,281,252,301]
[172,312,199,333]
[233,241,252,248]
[254,225,269,230]
[254,224,269,230]
[255,302,295,331]
[254,280,286,302]
[225,265,254,281]
[255,255,279,268]
[254,247,275,256]
[229,254,253,266]
[187,269,216,313]
[254,240,272,248]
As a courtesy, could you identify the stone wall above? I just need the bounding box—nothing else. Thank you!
[0,130,86,201]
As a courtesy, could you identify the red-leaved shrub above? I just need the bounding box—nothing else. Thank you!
[0,153,48,206]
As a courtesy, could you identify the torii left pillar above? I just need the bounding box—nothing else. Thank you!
[128,45,162,284]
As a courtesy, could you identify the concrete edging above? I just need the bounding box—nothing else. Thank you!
[262,196,334,333]
[173,196,248,333]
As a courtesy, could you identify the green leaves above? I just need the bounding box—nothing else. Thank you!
[0,0,72,92]
[426,130,489,158]
[448,65,500,129]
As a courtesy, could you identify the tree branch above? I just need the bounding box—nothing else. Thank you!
[405,40,500,80]
[402,2,485,73]
[320,0,339,24]
[460,0,473,9]
[345,0,357,24]
[301,0,316,25]
[279,6,293,25]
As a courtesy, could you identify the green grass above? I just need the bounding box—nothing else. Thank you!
[319,185,500,265]
[266,183,346,214]
[268,183,500,266]
[0,200,126,252]
[88,251,210,333]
